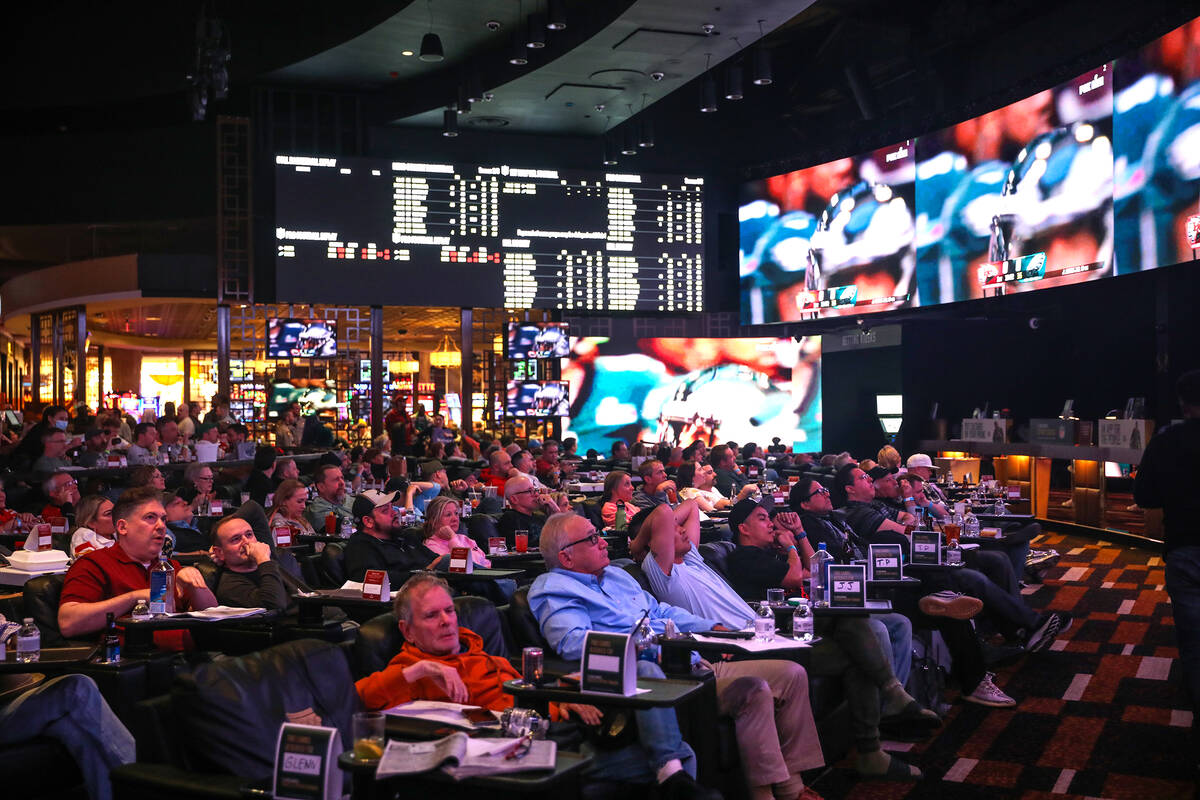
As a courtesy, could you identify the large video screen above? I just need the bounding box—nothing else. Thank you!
[275,155,705,311]
[507,322,570,359]
[267,318,338,358]
[561,337,821,455]
[740,15,1200,323]
[506,380,570,417]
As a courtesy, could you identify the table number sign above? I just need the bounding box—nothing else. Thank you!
[273,526,294,548]
[868,544,903,581]
[910,530,941,565]
[580,631,636,696]
[448,547,474,574]
[273,723,341,800]
[362,569,390,602]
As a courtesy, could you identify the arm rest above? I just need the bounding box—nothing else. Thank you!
[109,763,268,800]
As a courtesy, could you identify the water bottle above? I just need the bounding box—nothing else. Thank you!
[944,534,962,565]
[635,618,660,662]
[15,617,40,663]
[809,543,833,607]
[103,612,121,664]
[149,553,176,615]
[792,598,814,642]
[614,503,627,532]
[754,604,775,642]
[963,510,980,539]
[340,517,354,538]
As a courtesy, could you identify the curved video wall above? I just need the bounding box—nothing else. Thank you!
[740,18,1200,324]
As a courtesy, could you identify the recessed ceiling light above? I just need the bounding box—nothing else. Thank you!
[401,50,414,57]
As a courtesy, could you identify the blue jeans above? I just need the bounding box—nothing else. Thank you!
[0,674,135,800]
[585,660,696,783]
[1166,545,1200,731]
[872,613,912,686]
[951,559,1040,635]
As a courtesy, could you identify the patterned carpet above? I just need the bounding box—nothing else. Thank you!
[811,531,1197,799]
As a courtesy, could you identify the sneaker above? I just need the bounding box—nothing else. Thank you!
[1026,611,1072,652]
[1026,549,1060,569]
[918,590,984,620]
[964,673,1016,707]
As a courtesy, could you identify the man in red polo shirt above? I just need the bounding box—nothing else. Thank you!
[58,487,217,640]
[480,448,513,491]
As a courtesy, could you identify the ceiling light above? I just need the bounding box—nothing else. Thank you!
[430,335,462,368]
[526,14,546,48]
[465,74,483,104]
[638,120,655,148]
[752,48,772,85]
[700,75,718,112]
[419,32,444,62]
[620,128,638,155]
[725,62,744,100]
[442,108,458,137]
[509,30,528,64]
[457,85,471,114]
[602,137,619,166]
[401,50,414,57]
[546,0,567,30]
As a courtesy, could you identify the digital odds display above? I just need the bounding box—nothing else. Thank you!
[561,336,821,456]
[275,155,705,312]
[740,17,1200,324]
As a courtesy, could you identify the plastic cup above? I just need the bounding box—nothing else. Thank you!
[352,711,385,760]
[515,531,529,553]
[766,588,785,606]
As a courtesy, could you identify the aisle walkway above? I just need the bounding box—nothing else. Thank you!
[814,532,1195,799]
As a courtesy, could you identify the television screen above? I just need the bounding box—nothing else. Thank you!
[506,381,570,417]
[507,322,570,359]
[562,336,822,455]
[267,318,338,358]
[740,140,916,323]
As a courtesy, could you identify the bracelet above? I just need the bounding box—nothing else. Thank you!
[904,496,914,502]
[787,545,797,552]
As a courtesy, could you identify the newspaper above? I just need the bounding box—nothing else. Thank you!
[167,606,267,620]
[690,632,814,652]
[383,700,497,730]
[375,733,556,781]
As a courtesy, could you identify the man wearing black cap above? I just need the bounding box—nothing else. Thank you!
[343,489,441,586]
[76,428,110,468]
[721,495,936,778]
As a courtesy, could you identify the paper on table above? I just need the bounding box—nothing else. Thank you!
[383,700,496,729]
[340,581,364,592]
[375,734,556,780]
[690,632,813,651]
[168,606,267,620]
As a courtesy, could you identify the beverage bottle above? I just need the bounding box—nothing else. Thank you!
[614,504,627,532]
[15,617,40,663]
[809,543,834,607]
[149,553,176,615]
[754,603,775,642]
[792,598,814,642]
[340,517,354,538]
[963,510,980,538]
[635,618,660,662]
[103,612,121,664]
[945,532,962,565]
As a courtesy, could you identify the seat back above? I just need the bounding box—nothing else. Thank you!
[22,573,71,646]
[173,639,358,780]
[191,557,220,588]
[699,541,736,580]
[466,513,500,551]
[317,541,347,587]
[352,595,509,678]
[577,499,604,530]
[507,584,552,651]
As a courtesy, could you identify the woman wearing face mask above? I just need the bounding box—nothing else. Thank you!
[68,495,117,557]
[11,404,71,470]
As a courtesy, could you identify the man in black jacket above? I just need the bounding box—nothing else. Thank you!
[209,516,295,611]
[343,490,440,587]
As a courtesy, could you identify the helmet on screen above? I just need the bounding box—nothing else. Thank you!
[532,326,563,357]
[1143,80,1200,265]
[809,181,916,301]
[916,152,969,260]
[297,322,333,356]
[741,210,819,323]
[1113,71,1177,272]
[991,122,1113,263]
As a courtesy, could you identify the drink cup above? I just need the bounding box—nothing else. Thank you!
[352,711,385,760]
[515,531,529,553]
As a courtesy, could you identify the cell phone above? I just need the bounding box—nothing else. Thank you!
[558,672,582,687]
[701,630,755,640]
[461,707,494,724]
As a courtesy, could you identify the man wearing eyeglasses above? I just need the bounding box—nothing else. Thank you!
[41,471,81,520]
[529,512,726,800]
[33,429,73,474]
[498,474,559,550]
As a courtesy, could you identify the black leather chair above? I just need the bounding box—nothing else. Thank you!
[351,595,511,678]
[466,512,501,551]
[698,541,736,581]
[577,499,604,530]
[22,574,90,647]
[506,585,575,675]
[2,733,86,800]
[316,540,347,587]
[111,639,359,799]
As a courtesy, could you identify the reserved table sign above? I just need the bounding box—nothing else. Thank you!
[868,544,903,581]
[581,631,636,696]
[273,526,294,548]
[828,564,867,608]
[362,569,390,602]
[910,530,941,565]
[273,722,341,800]
[448,547,474,573]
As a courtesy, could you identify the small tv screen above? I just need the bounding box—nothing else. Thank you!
[506,380,570,417]
[267,318,338,358]
[507,322,571,359]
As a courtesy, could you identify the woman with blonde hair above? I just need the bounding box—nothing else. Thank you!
[876,445,902,471]
[266,479,317,536]
[69,495,116,557]
[421,495,489,567]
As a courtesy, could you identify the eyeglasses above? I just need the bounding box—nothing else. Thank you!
[855,473,873,483]
[805,486,830,500]
[196,475,214,482]
[558,532,601,552]
[509,488,538,498]
[54,479,78,490]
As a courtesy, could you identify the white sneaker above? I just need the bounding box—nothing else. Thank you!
[964,673,1016,707]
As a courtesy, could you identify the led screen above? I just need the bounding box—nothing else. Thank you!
[507,322,571,359]
[740,14,1200,323]
[561,337,821,455]
[267,318,338,358]
[506,380,570,417]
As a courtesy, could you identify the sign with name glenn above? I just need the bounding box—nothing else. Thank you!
[828,564,867,608]
[273,723,341,800]
[910,530,941,565]
[580,631,636,696]
[868,544,903,581]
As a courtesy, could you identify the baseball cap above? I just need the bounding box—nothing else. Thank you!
[84,427,106,439]
[728,495,775,531]
[197,422,218,436]
[866,465,895,481]
[351,489,399,520]
[419,460,445,479]
[905,453,940,470]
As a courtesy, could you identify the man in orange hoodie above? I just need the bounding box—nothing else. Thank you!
[356,573,597,723]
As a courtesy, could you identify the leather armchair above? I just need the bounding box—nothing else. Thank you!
[316,541,347,587]
[698,541,736,581]
[22,574,91,647]
[506,585,575,675]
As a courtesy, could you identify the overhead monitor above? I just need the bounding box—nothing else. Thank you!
[266,318,337,358]
[507,322,570,359]
[275,156,705,311]
[562,336,822,455]
[506,380,570,417]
